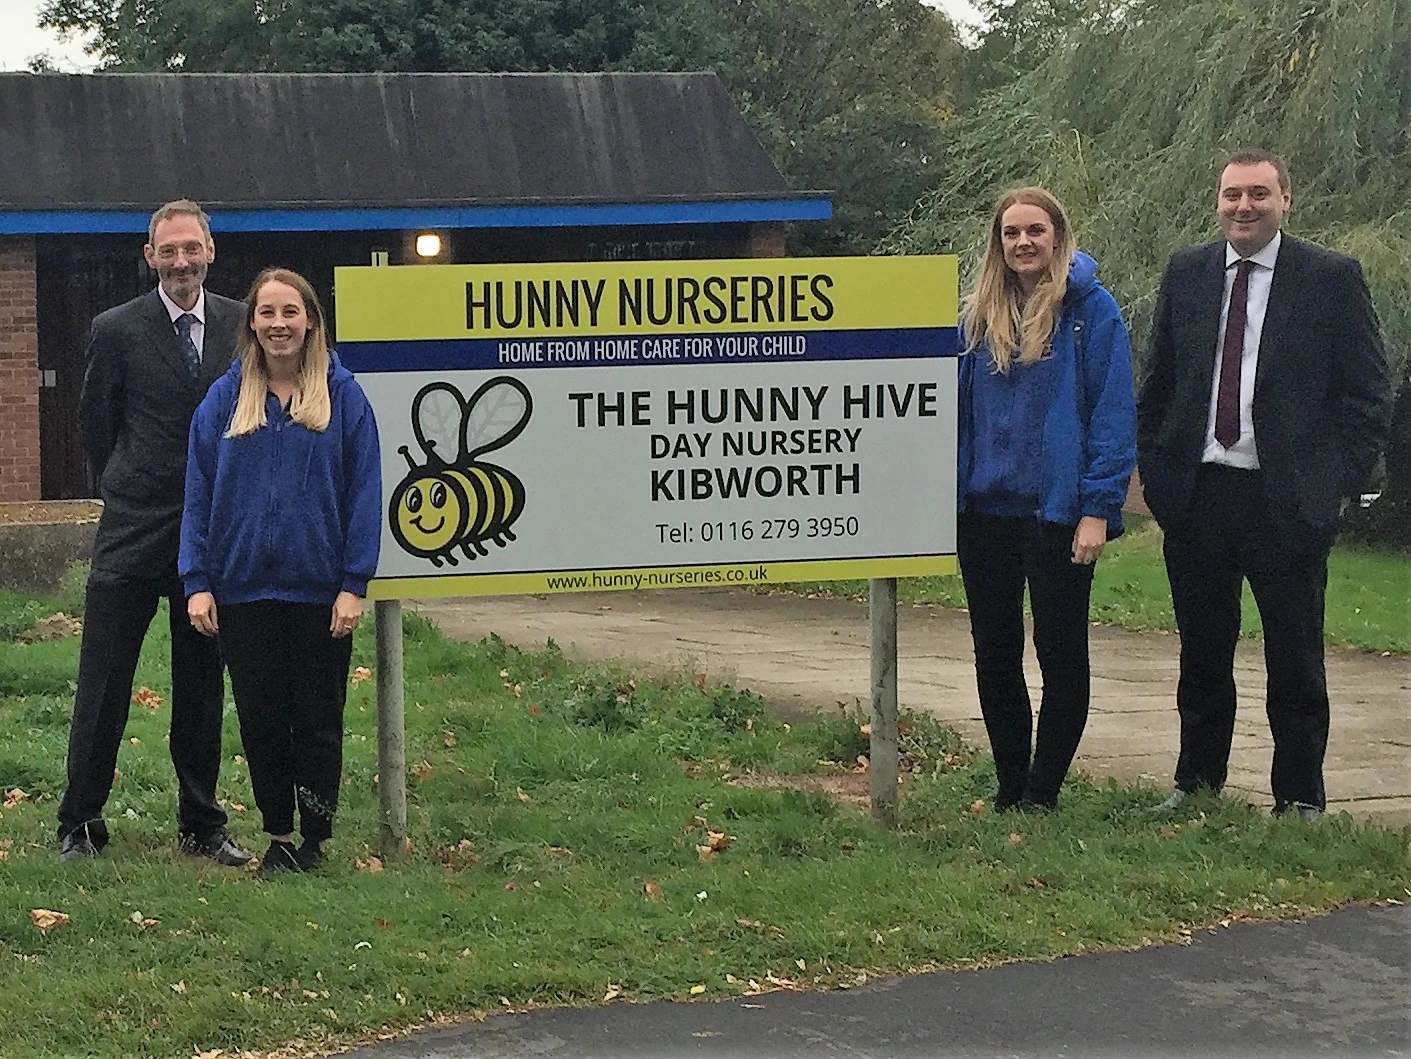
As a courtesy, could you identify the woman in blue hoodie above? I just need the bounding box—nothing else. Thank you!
[181,267,381,872]
[957,187,1136,811]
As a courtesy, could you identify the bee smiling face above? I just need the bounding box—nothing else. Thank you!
[393,472,463,554]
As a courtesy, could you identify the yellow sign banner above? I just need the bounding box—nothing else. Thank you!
[336,256,958,341]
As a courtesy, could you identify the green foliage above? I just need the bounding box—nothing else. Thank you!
[0,591,49,642]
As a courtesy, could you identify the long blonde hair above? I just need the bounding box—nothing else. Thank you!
[226,268,332,437]
[960,187,1076,373]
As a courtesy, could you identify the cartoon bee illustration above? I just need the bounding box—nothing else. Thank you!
[389,376,532,566]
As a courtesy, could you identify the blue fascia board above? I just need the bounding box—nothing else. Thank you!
[0,199,833,235]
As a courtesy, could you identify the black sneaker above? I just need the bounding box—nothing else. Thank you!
[257,840,304,875]
[296,840,326,871]
[59,818,108,862]
[179,828,254,867]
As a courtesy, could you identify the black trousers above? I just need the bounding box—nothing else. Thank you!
[218,600,352,842]
[1162,465,1331,810]
[58,574,227,838]
[957,513,1097,808]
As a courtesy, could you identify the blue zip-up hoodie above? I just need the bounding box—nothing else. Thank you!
[957,250,1137,536]
[180,351,382,605]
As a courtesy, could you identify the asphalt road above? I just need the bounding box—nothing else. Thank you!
[346,902,1409,1058]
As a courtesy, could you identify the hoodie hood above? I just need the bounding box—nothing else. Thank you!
[1066,250,1101,302]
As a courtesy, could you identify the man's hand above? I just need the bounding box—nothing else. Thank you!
[1071,515,1108,565]
[188,591,218,637]
[330,591,363,639]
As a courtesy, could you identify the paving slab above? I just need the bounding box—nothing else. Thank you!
[419,588,1411,823]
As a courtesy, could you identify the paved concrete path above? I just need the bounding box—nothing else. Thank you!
[347,902,1410,1058]
[420,588,1411,822]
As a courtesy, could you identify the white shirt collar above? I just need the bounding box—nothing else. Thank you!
[1225,229,1282,271]
[157,285,206,325]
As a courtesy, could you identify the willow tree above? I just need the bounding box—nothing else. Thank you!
[888,0,1411,542]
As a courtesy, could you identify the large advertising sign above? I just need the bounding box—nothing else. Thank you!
[335,256,958,599]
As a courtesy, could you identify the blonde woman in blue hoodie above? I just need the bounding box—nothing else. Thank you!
[181,267,381,873]
[957,187,1136,812]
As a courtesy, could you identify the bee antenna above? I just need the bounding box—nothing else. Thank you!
[397,445,418,470]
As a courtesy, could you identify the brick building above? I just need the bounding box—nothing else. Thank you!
[0,72,828,501]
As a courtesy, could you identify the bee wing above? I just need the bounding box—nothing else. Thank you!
[411,382,467,463]
[463,376,533,457]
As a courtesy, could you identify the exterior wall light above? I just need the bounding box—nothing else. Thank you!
[415,233,442,258]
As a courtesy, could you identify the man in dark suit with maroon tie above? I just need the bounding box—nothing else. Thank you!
[58,200,251,865]
[1137,149,1392,818]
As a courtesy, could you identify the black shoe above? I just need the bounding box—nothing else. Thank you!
[296,840,326,871]
[258,840,304,875]
[179,828,254,867]
[59,818,108,862]
[993,790,1024,813]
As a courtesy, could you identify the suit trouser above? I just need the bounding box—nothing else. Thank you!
[218,601,351,842]
[957,513,1096,807]
[1162,465,1330,810]
[58,574,228,838]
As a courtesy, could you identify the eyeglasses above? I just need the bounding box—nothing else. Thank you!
[152,242,208,262]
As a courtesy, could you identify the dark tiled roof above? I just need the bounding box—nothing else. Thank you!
[1,71,809,210]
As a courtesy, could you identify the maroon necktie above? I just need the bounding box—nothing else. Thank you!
[1215,259,1253,449]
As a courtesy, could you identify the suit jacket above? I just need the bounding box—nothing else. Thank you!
[1137,234,1392,548]
[80,288,243,579]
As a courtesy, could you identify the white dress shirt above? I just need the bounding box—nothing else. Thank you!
[1201,230,1281,469]
[156,285,207,362]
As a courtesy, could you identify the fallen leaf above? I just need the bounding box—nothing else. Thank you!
[128,737,141,746]
[736,919,785,937]
[855,754,870,772]
[689,984,706,995]
[170,980,187,993]
[30,909,70,934]
[133,686,163,710]
[696,845,716,861]
[968,799,987,815]
[859,722,872,737]
[516,787,531,802]
[706,830,733,852]
[1008,832,1024,844]
[504,882,518,891]
[4,787,28,809]
[411,760,434,781]
[603,987,622,1001]
[795,958,807,971]
[693,672,708,690]
[351,666,373,685]
[643,880,664,902]
[354,856,384,873]
[443,730,458,748]
[375,918,392,929]
[545,845,573,858]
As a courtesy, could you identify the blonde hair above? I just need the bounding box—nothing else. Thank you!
[226,268,332,437]
[960,186,1076,373]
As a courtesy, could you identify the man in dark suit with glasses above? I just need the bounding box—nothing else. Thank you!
[58,199,251,866]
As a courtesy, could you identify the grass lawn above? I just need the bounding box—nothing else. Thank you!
[776,516,1411,654]
[0,589,1407,1059]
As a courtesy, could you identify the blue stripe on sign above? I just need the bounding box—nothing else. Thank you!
[338,327,958,373]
